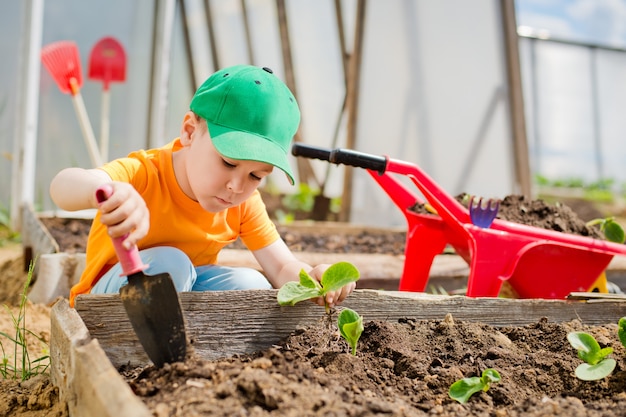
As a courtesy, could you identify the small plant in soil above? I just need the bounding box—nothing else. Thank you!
[586,217,625,243]
[449,368,501,404]
[618,317,626,348]
[0,259,50,380]
[277,261,360,314]
[337,308,363,355]
[278,262,362,353]
[567,331,616,381]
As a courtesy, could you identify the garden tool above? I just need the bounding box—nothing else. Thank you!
[41,40,102,167]
[292,143,626,299]
[88,37,127,162]
[95,184,186,367]
[468,196,500,228]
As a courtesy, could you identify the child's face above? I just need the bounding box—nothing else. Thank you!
[180,116,274,212]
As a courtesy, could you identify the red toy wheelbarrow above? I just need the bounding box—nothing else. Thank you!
[292,144,626,299]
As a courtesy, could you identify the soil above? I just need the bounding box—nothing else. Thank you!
[0,194,622,416]
[123,316,626,417]
[0,243,69,417]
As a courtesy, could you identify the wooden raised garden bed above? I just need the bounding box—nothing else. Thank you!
[52,290,626,416]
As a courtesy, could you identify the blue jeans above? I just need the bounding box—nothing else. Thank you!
[90,246,272,294]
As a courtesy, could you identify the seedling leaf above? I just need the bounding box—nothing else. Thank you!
[481,368,501,387]
[338,308,364,355]
[567,332,612,365]
[603,220,625,243]
[449,377,483,404]
[277,262,360,308]
[277,281,322,306]
[449,369,500,404]
[320,262,360,293]
[568,331,615,380]
[299,269,323,290]
[586,217,625,243]
[618,317,626,348]
[575,359,617,381]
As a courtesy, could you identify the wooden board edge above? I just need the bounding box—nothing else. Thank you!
[51,299,151,417]
[75,289,626,368]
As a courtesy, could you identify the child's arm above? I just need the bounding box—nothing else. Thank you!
[50,167,112,211]
[253,240,356,307]
[50,167,150,249]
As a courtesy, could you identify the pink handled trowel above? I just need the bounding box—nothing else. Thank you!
[95,184,186,367]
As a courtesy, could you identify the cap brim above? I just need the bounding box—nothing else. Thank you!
[208,122,295,185]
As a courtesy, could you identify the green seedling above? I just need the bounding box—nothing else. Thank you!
[618,317,626,348]
[586,217,625,243]
[277,261,360,313]
[337,308,363,355]
[449,368,501,404]
[567,331,616,381]
[1,259,50,380]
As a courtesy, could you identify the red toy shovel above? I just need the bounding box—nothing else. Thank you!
[95,184,186,367]
[41,40,102,167]
[88,37,126,162]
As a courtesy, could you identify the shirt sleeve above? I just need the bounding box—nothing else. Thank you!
[100,156,149,192]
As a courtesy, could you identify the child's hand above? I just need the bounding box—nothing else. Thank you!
[308,264,357,308]
[320,282,357,308]
[97,182,150,249]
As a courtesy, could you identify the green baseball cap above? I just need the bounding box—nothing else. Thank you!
[190,65,300,184]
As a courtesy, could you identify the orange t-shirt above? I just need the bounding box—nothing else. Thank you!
[69,138,279,306]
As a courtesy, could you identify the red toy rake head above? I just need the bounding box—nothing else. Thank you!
[41,40,83,95]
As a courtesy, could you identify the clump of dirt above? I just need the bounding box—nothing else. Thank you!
[0,375,68,417]
[0,256,30,305]
[496,195,603,238]
[410,194,604,239]
[123,315,626,416]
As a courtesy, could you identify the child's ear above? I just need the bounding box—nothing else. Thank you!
[180,112,199,144]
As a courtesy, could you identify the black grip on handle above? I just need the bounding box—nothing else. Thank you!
[291,143,387,173]
[291,143,332,161]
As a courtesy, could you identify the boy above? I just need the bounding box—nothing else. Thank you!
[50,64,356,307]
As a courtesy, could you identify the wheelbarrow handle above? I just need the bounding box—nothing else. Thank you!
[292,143,387,174]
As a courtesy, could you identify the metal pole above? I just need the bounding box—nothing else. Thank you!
[275,0,319,187]
[339,0,366,222]
[146,0,176,148]
[204,0,220,69]
[240,0,255,64]
[529,38,541,177]
[500,0,531,196]
[179,0,198,90]
[11,0,43,230]
[589,46,604,181]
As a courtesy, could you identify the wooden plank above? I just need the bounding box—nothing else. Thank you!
[51,299,151,417]
[567,292,626,301]
[75,289,626,368]
[21,204,59,267]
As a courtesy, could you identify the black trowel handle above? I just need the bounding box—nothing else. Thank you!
[95,184,148,276]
